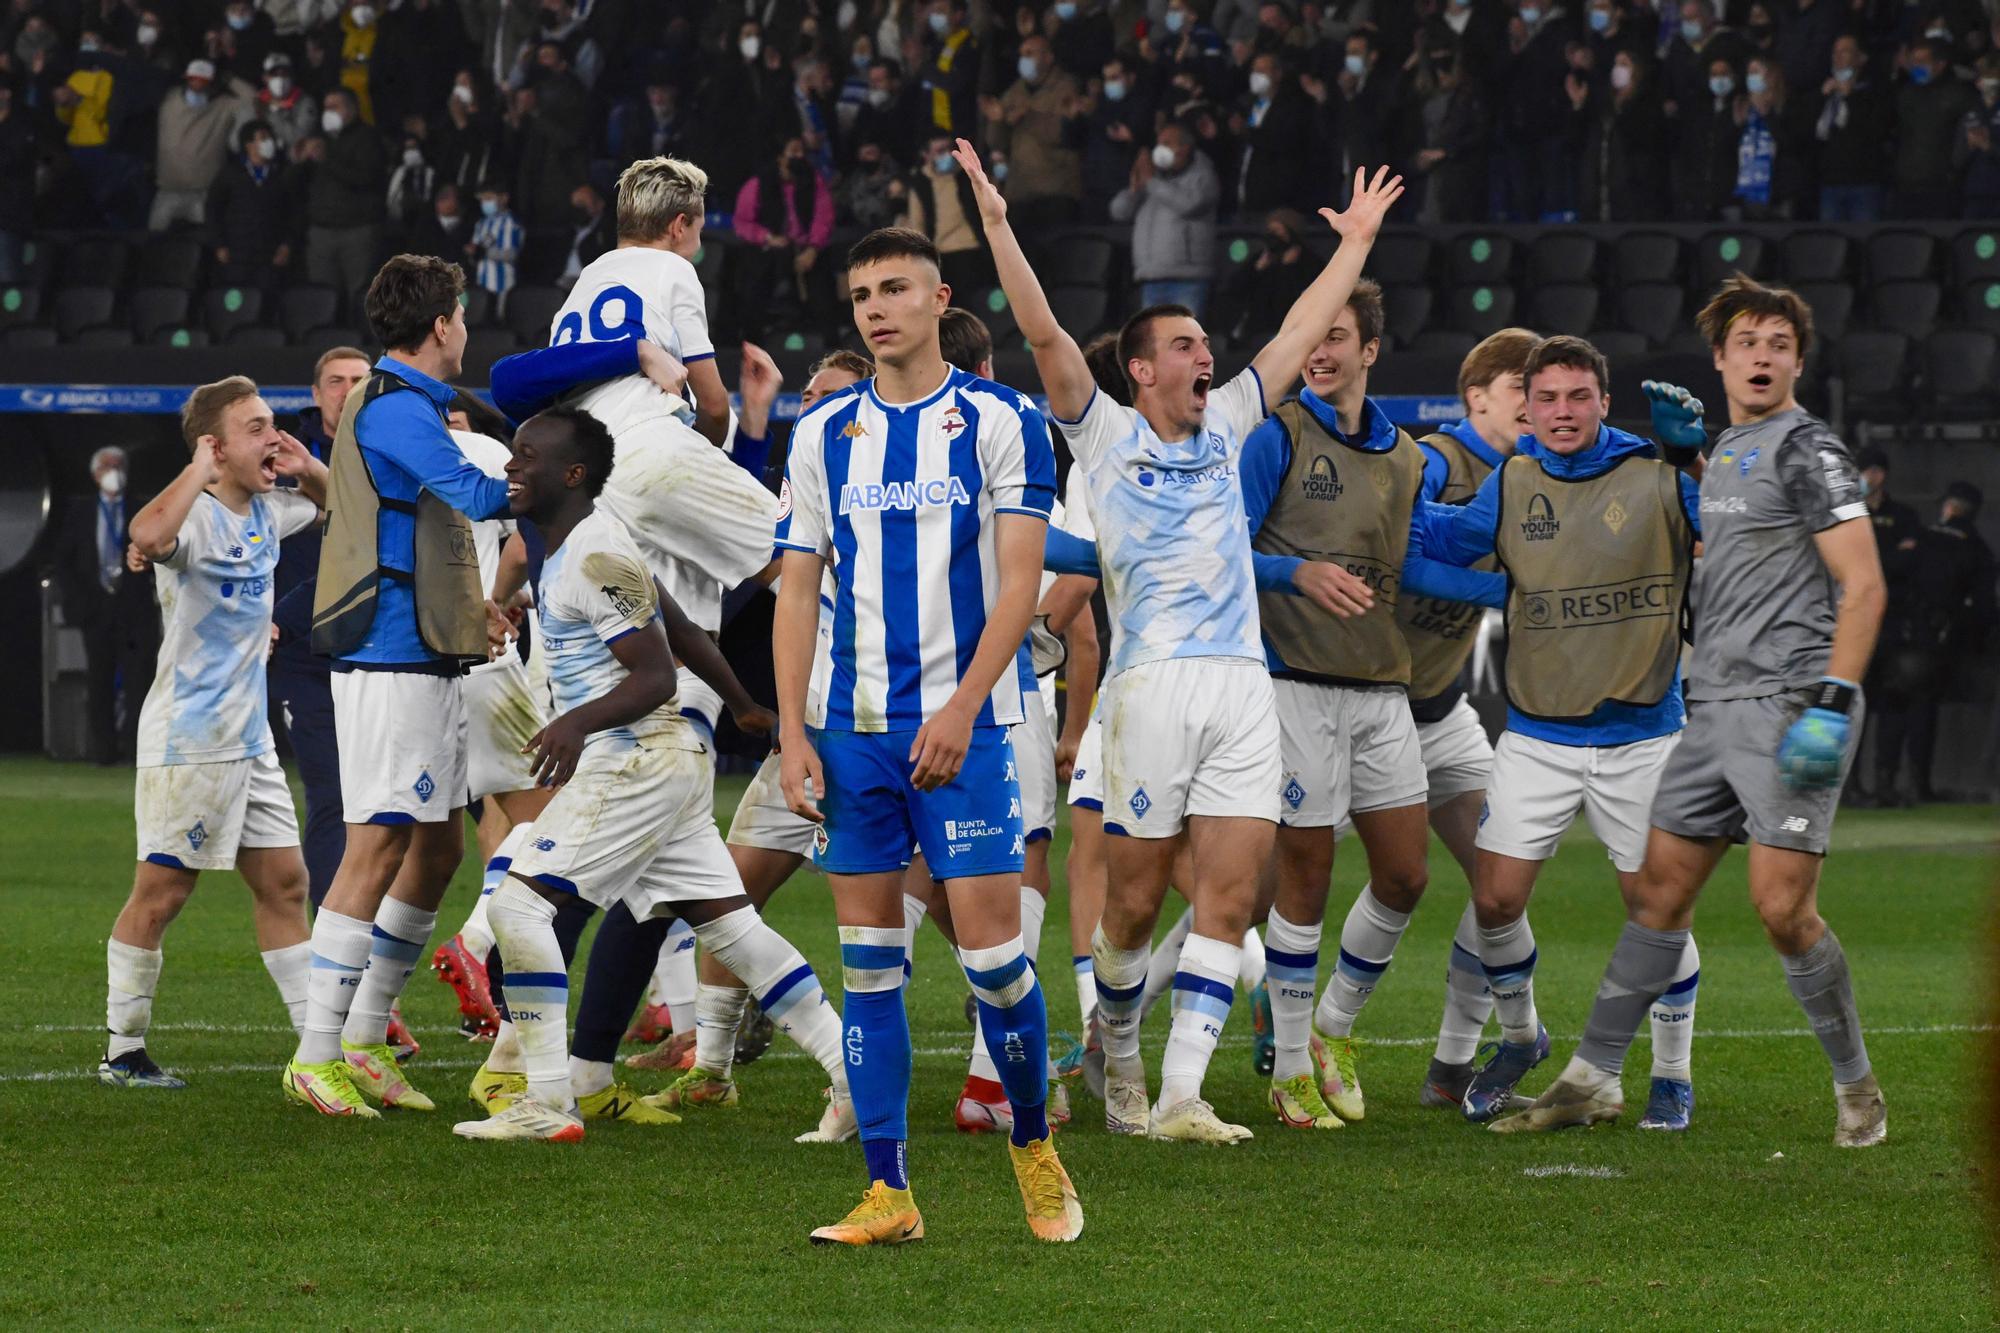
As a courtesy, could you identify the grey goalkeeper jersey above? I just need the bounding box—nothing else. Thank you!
[1687,406,1868,702]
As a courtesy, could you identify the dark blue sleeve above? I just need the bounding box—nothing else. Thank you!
[1044,526,1100,576]
[1239,415,1304,591]
[731,429,773,481]
[273,575,313,642]
[1416,466,1503,567]
[1402,501,1506,608]
[363,394,512,520]
[1417,442,1451,502]
[489,339,643,423]
[1679,471,1702,538]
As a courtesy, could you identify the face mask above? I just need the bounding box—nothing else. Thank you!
[78,38,100,53]
[838,0,858,30]
[1610,63,1632,90]
[252,137,275,160]
[991,160,1009,181]
[227,12,251,30]
[1249,70,1272,97]
[99,469,125,496]
[267,75,291,96]
[1925,27,1952,42]
[480,198,499,216]
[1054,1,1077,18]
[1104,78,1126,101]
[1745,71,1767,95]
[739,35,761,58]
[1443,5,1470,31]
[1909,65,1933,86]
[867,86,891,108]
[1708,74,1733,97]
[1018,55,1039,81]
[1150,142,1176,169]
[452,83,475,104]
[185,88,210,106]
[1519,6,1541,26]
[1588,8,1609,33]
[137,23,158,44]
[1982,78,2000,97]
[1164,9,1186,32]
[350,4,374,26]
[1344,53,1366,77]
[321,108,344,133]
[437,210,458,226]
[852,51,871,71]
[1681,19,1702,42]
[932,152,955,173]
[403,147,424,167]
[929,10,950,33]
[1834,65,1855,85]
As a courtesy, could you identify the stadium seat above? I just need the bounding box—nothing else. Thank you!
[970,288,1019,347]
[1582,329,1647,361]
[1616,282,1684,347]
[1956,280,2000,333]
[135,234,203,289]
[1530,282,1599,335]
[1380,283,1434,346]
[1949,226,2000,284]
[1048,284,1110,337]
[1042,235,1118,290]
[0,285,42,328]
[203,285,264,341]
[1368,232,1433,286]
[15,236,55,289]
[128,286,191,340]
[518,231,574,286]
[1868,279,1942,341]
[1865,230,1936,283]
[225,325,286,348]
[462,328,521,372]
[281,285,341,342]
[1695,231,1766,291]
[1779,231,1850,283]
[53,285,116,341]
[1444,284,1517,338]
[74,325,135,347]
[58,238,131,290]
[1527,233,1598,286]
[149,326,210,347]
[1922,328,1999,419]
[1446,234,1514,286]
[462,285,496,327]
[1409,329,1477,359]
[303,325,368,350]
[506,284,568,345]
[2,324,56,348]
[1794,281,1855,343]
[1835,330,1909,418]
[1612,231,1681,286]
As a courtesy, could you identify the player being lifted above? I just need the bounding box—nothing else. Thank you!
[956,138,1395,1142]
[1415,336,1706,1129]
[1496,279,1890,1146]
[100,377,326,1087]
[773,227,1080,1245]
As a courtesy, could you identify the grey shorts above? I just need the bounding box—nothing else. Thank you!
[1649,688,1863,856]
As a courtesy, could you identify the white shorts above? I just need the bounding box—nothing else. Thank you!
[509,729,742,918]
[1476,730,1680,872]
[1417,696,1495,803]
[1273,678,1428,829]
[332,670,469,824]
[676,674,723,755]
[725,749,819,861]
[1016,687,1057,842]
[1068,710,1104,811]
[465,653,549,800]
[136,749,299,870]
[1101,656,1281,839]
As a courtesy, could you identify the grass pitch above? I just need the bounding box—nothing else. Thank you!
[1,755,1993,1329]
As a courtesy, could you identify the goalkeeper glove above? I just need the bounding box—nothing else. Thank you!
[1642,380,1707,465]
[1777,677,1860,790]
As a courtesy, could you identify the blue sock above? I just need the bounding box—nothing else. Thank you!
[961,936,1051,1147]
[841,926,912,1188]
[570,901,667,1064]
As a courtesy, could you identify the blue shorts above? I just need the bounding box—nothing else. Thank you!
[812,726,1025,879]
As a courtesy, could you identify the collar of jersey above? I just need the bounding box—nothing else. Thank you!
[1525,423,1656,481]
[373,353,455,409]
[1439,416,1508,470]
[1299,388,1396,453]
[863,365,957,414]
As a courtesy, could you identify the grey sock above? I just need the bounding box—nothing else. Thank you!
[1576,922,1691,1075]
[1782,928,1871,1084]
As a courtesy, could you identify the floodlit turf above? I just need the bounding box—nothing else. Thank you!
[1,755,1993,1328]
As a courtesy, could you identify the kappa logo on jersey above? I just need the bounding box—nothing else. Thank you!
[413,770,436,803]
[601,581,644,619]
[1303,454,1343,501]
[1521,493,1561,541]
[939,406,967,438]
[839,420,868,439]
[838,477,973,514]
[185,818,208,852]
[1129,786,1151,820]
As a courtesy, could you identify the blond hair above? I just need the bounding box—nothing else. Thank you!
[1457,327,1539,402]
[181,375,262,454]
[617,157,710,243]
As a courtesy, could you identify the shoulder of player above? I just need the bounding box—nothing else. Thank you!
[793,384,865,442]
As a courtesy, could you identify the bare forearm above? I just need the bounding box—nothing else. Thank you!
[129,464,210,557]
[1827,574,1885,684]
[556,666,676,736]
[657,578,760,714]
[1060,625,1098,746]
[1254,238,1376,405]
[772,554,823,740]
[294,459,329,508]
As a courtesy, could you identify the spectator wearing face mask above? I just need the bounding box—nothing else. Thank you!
[1670,54,1742,219]
[1581,47,1669,221]
[920,0,982,137]
[208,118,299,293]
[1111,121,1220,314]
[52,28,144,227]
[1209,206,1310,344]
[126,9,184,78]
[1814,35,1891,221]
[1493,1,1581,222]
[1894,37,1981,218]
[1729,55,1813,219]
[1662,0,1746,119]
[1151,0,1229,102]
[1304,28,1402,204]
[300,87,387,309]
[733,136,841,343]
[468,179,524,312]
[151,57,255,229]
[1231,51,1312,215]
[1958,56,2000,217]
[215,0,278,85]
[407,180,473,273]
[338,0,379,123]
[1404,42,1487,225]
[850,58,926,168]
[256,53,318,153]
[697,20,783,199]
[55,448,159,765]
[981,33,1083,226]
[436,70,500,191]
[386,134,438,233]
[841,141,908,229]
[900,130,994,296]
[1076,54,1155,221]
[558,182,614,287]
[1051,0,1115,82]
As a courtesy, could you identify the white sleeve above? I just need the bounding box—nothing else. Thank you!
[574,547,662,643]
[666,258,714,362]
[157,498,213,571]
[1058,468,1097,541]
[978,395,1052,519]
[1210,368,1270,459]
[775,413,830,559]
[272,490,320,539]
[1054,388,1120,473]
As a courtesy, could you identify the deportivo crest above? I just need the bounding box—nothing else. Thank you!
[1603,497,1627,535]
[1302,454,1343,501]
[1521,493,1560,541]
[939,406,967,438]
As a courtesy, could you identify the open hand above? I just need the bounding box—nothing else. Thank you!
[779,734,827,823]
[1318,165,1405,245]
[524,713,588,788]
[951,138,1010,227]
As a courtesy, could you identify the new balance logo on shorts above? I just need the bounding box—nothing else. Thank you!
[1780,816,1811,833]
[532,837,556,851]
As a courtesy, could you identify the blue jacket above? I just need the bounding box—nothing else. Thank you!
[340,356,512,668]
[1415,423,1702,747]
[1418,416,1512,504]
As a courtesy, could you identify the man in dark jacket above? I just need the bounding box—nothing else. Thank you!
[1233,52,1314,215]
[302,88,386,315]
[1815,35,1892,221]
[1075,53,1153,222]
[53,447,158,764]
[0,83,33,280]
[207,119,298,293]
[1892,39,1980,218]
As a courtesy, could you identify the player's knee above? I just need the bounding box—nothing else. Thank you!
[1755,898,1820,954]
[129,873,195,929]
[1371,871,1427,914]
[252,865,310,913]
[1470,883,1522,928]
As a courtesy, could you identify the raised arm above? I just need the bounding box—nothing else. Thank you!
[951,138,1097,421]
[1249,165,1405,414]
[129,445,221,561]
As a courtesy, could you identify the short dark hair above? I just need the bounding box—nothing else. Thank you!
[1116,302,1198,392]
[938,306,994,373]
[1083,332,1131,407]
[364,254,465,353]
[449,391,514,443]
[1945,479,1983,510]
[1523,334,1609,396]
[846,226,941,274]
[1345,276,1384,348]
[1855,446,1889,473]
[1695,273,1815,363]
[534,406,616,497]
[238,117,272,151]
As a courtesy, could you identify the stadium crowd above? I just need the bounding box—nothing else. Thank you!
[9,0,2000,317]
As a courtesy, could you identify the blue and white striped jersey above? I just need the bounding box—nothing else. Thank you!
[1057,369,1269,678]
[776,367,1057,732]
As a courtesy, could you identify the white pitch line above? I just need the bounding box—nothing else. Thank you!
[1522,1164,1626,1180]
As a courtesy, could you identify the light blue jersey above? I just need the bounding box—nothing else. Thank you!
[137,490,318,766]
[536,509,680,751]
[1055,368,1268,678]
[776,367,1057,732]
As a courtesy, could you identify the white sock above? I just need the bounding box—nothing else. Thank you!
[489,1019,524,1073]
[651,917,698,1033]
[1435,902,1492,1066]
[568,1057,613,1099]
[1314,885,1409,1039]
[694,983,750,1078]
[1263,908,1322,1082]
[1160,933,1239,1107]
[342,896,437,1047]
[488,879,571,1109]
[697,906,847,1089]
[901,892,929,981]
[296,908,372,1064]
[1019,888,1047,966]
[1238,925,1266,991]
[968,1007,1000,1085]
[1649,935,1701,1082]
[463,823,534,957]
[1477,914,1540,1046]
[260,942,311,1034]
[106,938,163,1060]
[1140,905,1194,1021]
[1072,955,1097,1028]
[1090,926,1149,1077]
